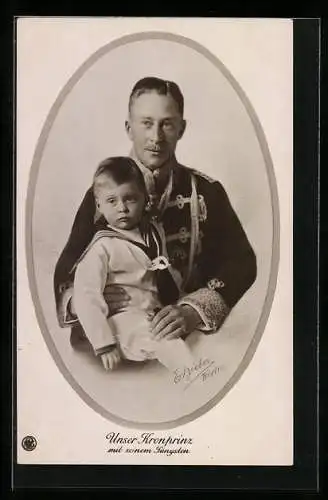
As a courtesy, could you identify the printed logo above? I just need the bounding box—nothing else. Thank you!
[21,435,37,451]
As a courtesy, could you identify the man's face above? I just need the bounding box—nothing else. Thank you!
[125,91,186,170]
[96,177,145,230]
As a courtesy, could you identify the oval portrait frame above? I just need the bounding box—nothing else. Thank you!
[26,31,280,429]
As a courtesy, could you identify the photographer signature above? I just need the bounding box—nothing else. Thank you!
[173,357,220,390]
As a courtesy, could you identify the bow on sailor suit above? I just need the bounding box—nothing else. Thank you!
[54,159,257,347]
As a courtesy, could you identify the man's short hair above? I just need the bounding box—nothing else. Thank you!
[93,156,147,199]
[129,77,184,116]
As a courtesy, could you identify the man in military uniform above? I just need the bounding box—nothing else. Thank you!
[54,77,257,346]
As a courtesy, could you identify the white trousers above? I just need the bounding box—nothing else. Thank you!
[106,310,194,372]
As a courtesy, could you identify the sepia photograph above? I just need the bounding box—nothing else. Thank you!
[25,30,279,428]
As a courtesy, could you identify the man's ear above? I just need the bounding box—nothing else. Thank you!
[125,119,133,140]
[178,119,187,140]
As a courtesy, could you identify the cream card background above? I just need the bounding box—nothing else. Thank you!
[16,17,293,465]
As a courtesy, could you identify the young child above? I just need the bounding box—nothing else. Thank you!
[73,157,194,372]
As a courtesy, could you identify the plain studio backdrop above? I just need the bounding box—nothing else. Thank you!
[30,36,274,426]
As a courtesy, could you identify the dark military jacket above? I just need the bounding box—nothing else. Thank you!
[54,160,257,343]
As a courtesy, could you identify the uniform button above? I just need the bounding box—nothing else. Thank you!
[179,227,188,243]
[176,194,185,209]
[207,278,225,290]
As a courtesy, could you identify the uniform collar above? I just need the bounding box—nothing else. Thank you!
[129,149,177,194]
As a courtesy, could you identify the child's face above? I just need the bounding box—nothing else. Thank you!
[96,177,146,230]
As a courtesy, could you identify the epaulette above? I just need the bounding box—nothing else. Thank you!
[190,168,217,184]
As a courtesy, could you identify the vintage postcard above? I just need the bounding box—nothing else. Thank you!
[16,17,293,466]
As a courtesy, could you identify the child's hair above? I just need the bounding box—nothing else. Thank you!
[93,156,148,200]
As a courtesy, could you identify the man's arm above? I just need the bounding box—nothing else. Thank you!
[54,187,96,327]
[179,179,257,332]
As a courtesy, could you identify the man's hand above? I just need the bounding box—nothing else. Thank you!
[150,305,202,340]
[103,285,131,316]
[100,347,121,371]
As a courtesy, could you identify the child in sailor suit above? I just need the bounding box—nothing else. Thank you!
[73,157,194,372]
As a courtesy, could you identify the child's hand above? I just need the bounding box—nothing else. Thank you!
[100,347,121,371]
